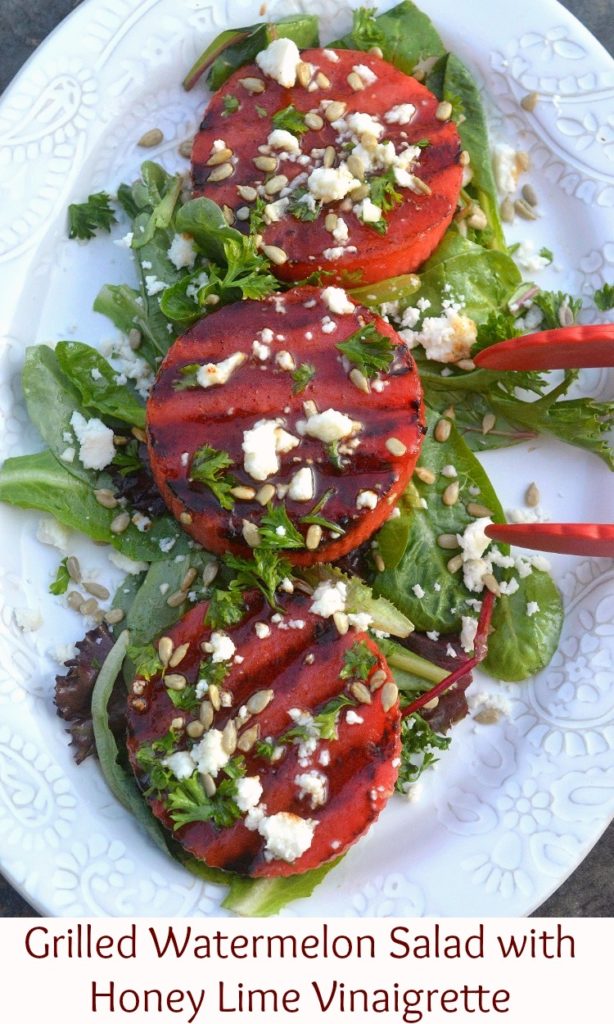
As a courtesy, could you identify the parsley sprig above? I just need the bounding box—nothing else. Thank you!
[189,445,236,511]
[49,558,70,596]
[337,323,395,379]
[68,191,118,240]
[594,283,614,312]
[271,105,309,136]
[396,713,451,791]
[340,640,377,682]
[291,363,316,394]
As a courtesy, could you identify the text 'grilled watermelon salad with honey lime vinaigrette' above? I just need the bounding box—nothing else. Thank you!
[2,2,613,915]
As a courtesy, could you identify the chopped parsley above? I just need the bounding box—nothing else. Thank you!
[189,445,236,510]
[259,503,305,550]
[257,694,358,760]
[340,640,378,682]
[197,655,230,690]
[173,363,201,390]
[112,439,142,476]
[49,558,70,596]
[288,187,321,222]
[299,489,344,536]
[337,322,395,379]
[396,712,451,791]
[248,196,268,235]
[594,283,614,312]
[128,643,163,680]
[538,246,554,264]
[205,588,245,631]
[222,94,240,117]
[225,548,292,609]
[68,191,117,240]
[368,168,403,214]
[475,309,520,349]
[533,290,582,329]
[167,686,200,713]
[271,104,309,136]
[291,362,316,394]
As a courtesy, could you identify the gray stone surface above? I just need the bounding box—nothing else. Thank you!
[0,0,612,917]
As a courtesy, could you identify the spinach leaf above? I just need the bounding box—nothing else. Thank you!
[22,346,90,482]
[331,2,446,76]
[484,570,563,682]
[0,449,186,562]
[94,284,174,369]
[183,15,319,92]
[125,553,212,644]
[175,198,241,265]
[374,414,505,633]
[428,54,505,250]
[55,341,145,428]
[90,629,169,852]
[414,233,521,321]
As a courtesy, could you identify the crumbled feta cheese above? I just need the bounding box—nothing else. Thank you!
[49,643,78,665]
[310,580,347,618]
[513,240,551,273]
[196,352,246,388]
[321,286,355,315]
[70,411,115,470]
[526,601,540,617]
[191,730,230,778]
[268,128,300,153]
[323,246,346,261]
[288,467,314,502]
[203,631,236,663]
[352,63,378,86]
[346,710,364,725]
[412,583,426,598]
[264,198,289,224]
[356,197,382,223]
[307,165,360,203]
[242,418,299,480]
[323,49,340,62]
[163,752,195,781]
[507,505,549,524]
[255,38,301,88]
[441,464,457,478]
[108,550,149,574]
[252,339,271,361]
[446,643,457,659]
[37,517,69,552]
[101,333,155,399]
[295,770,328,808]
[235,775,263,813]
[332,217,349,243]
[499,578,520,596]
[356,489,378,510]
[258,811,316,863]
[493,143,523,195]
[114,231,134,249]
[301,408,355,443]
[254,622,271,639]
[426,630,440,641]
[460,616,478,653]
[345,111,384,139]
[347,612,374,632]
[144,275,168,296]
[60,447,75,463]
[14,608,43,632]
[385,103,416,125]
[468,689,511,717]
[401,306,477,363]
[167,233,197,270]
[321,316,337,334]
[275,350,295,371]
[132,512,151,533]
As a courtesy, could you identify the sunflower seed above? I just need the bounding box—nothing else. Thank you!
[262,244,288,265]
[84,580,110,600]
[333,611,349,635]
[207,146,233,166]
[128,328,141,350]
[110,511,130,534]
[158,636,174,665]
[165,674,187,691]
[239,76,265,94]
[351,682,372,704]
[246,689,274,715]
[517,150,530,171]
[423,696,440,711]
[80,598,99,617]
[347,71,365,91]
[325,212,338,231]
[475,707,502,724]
[237,724,260,752]
[237,184,258,202]
[202,772,217,796]
[202,561,219,586]
[104,608,125,625]
[459,150,471,166]
[386,437,407,457]
[514,197,539,221]
[323,145,336,168]
[324,100,346,122]
[438,533,460,549]
[297,61,313,88]
[222,205,236,225]
[316,71,331,89]
[231,485,257,501]
[447,554,463,573]
[178,138,193,158]
[373,552,385,573]
[370,669,387,691]
[256,484,276,506]
[179,511,193,525]
[346,153,365,180]
[199,701,214,729]
[442,481,460,507]
[66,555,81,583]
[253,154,278,172]
[500,197,515,223]
[208,162,234,182]
[132,426,147,443]
[208,684,221,712]
[467,205,488,230]
[467,502,492,517]
[350,367,370,393]
[181,567,198,592]
[221,719,237,755]
[521,183,538,207]
[482,412,496,435]
[520,91,539,112]
[170,717,185,731]
[166,591,186,608]
[349,183,370,201]
[435,100,452,121]
[138,128,163,148]
[169,642,190,668]
[369,45,383,57]
[434,418,451,443]
[242,520,261,547]
[415,466,436,484]
[306,524,322,550]
[483,573,501,596]
[94,488,118,509]
[525,482,540,507]
[381,681,399,712]
[264,174,289,196]
[305,111,324,130]
[67,591,84,611]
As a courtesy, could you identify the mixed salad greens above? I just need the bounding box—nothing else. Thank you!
[2,1,613,915]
